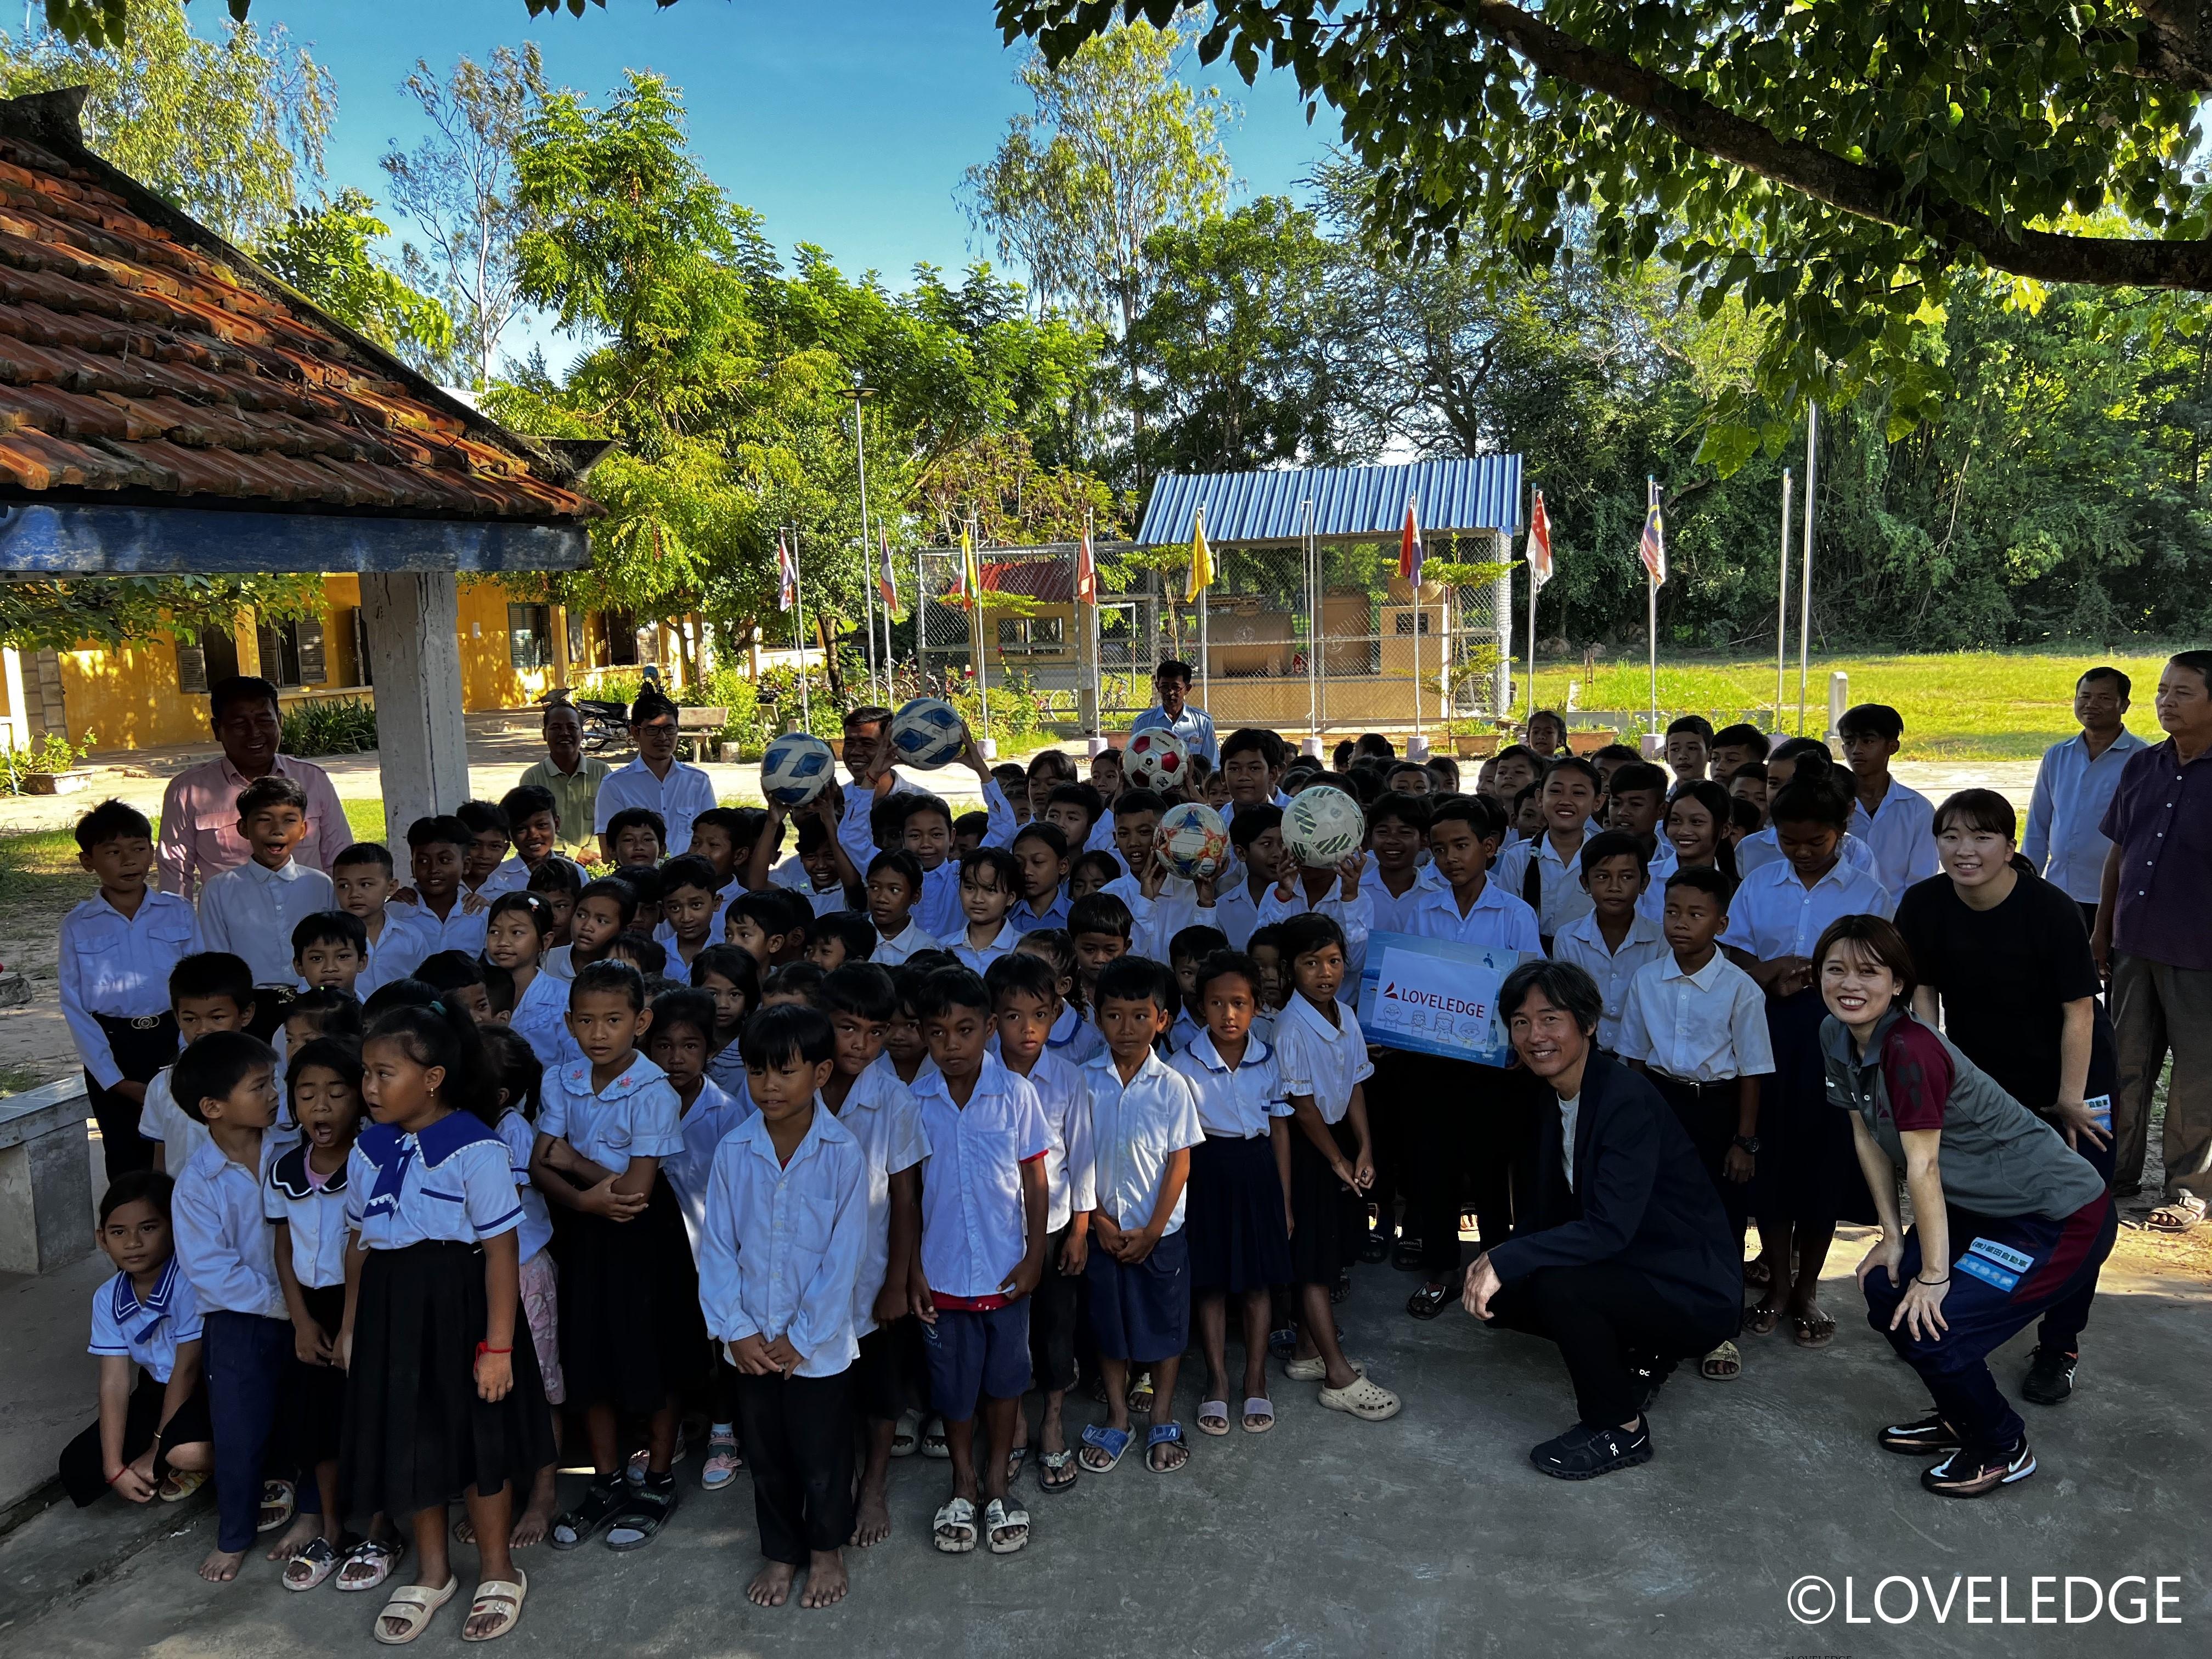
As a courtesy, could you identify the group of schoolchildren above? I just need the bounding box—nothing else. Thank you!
[53,675,1959,1633]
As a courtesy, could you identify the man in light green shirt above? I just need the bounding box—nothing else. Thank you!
[519,702,613,860]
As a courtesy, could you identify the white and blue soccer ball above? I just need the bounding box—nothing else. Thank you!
[889,697,969,770]
[1283,784,1365,868]
[760,732,836,808]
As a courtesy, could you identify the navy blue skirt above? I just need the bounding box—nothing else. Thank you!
[1752,989,1875,1229]
[1186,1133,1293,1293]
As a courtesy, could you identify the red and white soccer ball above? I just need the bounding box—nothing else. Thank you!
[1124,728,1189,791]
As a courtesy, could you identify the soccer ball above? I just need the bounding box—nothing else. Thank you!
[1157,801,1229,880]
[1283,784,1365,868]
[759,732,836,808]
[889,697,968,769]
[1124,728,1189,792]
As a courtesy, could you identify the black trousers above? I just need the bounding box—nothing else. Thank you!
[1488,1264,1735,1429]
[1364,1051,1420,1239]
[86,1014,175,1182]
[733,1369,855,1564]
[1653,1075,1751,1250]
[1409,1056,1520,1279]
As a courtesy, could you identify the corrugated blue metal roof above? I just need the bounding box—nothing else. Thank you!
[1135,457,1523,545]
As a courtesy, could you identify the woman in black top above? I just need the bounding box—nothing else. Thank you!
[1893,788,2114,1406]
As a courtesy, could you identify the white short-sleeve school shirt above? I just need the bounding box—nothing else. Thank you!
[358,904,439,998]
[1002,1047,1092,1233]
[345,1113,525,1250]
[951,917,1022,978]
[493,1108,555,1265]
[1085,1049,1205,1236]
[828,1056,932,1334]
[1403,878,1543,955]
[1365,864,1446,935]
[537,1053,685,1176]
[593,757,718,855]
[1272,994,1375,1126]
[89,1257,203,1382]
[1492,832,1597,938]
[173,1137,288,1319]
[696,1101,870,1376]
[1734,826,1875,879]
[506,969,574,1073]
[1256,882,1376,986]
[1550,909,1671,1053]
[912,1053,1052,1302]
[1615,950,1777,1083]
[1168,1031,1293,1140]
[263,1141,355,1290]
[58,890,198,1087]
[1849,778,1940,898]
[1718,857,1894,962]
[870,919,943,967]
[1044,1000,1105,1068]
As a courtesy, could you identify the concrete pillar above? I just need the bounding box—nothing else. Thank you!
[0,647,26,751]
[360,572,470,848]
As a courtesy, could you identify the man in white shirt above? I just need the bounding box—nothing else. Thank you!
[2023,665,2146,931]
[1127,659,1219,766]
[594,691,718,857]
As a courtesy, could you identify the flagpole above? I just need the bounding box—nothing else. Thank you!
[880,529,896,703]
[792,526,812,733]
[1197,503,1211,713]
[1411,507,1423,748]
[1645,478,1660,737]
[1799,407,1818,735]
[972,514,991,744]
[1526,497,1538,721]
[1775,467,1792,731]
[853,386,878,706]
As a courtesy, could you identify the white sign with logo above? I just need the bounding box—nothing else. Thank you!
[1356,932,1532,1066]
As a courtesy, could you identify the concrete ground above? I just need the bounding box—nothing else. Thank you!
[3,1236,2205,1658]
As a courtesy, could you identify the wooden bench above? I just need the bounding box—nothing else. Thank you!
[0,1079,94,1276]
[676,705,729,763]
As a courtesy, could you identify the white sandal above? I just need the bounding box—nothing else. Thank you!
[461,1571,526,1643]
[1318,1374,1402,1421]
[373,1578,456,1645]
[931,1497,977,1554]
[984,1497,1030,1554]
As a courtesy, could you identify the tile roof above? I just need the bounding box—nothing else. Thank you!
[0,89,600,524]
[979,558,1073,602]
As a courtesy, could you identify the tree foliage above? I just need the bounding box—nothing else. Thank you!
[257,188,457,376]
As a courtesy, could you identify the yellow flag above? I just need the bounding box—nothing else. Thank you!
[1185,503,1214,602]
[957,520,981,610]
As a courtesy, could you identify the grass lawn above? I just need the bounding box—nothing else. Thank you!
[1531,648,2176,760]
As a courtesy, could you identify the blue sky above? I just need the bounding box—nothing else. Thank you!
[241,0,1334,362]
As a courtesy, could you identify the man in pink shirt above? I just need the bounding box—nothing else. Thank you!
[157,676,353,899]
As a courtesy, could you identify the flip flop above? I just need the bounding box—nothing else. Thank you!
[1743,1299,1781,1336]
[921,1417,950,1459]
[984,1496,1030,1554]
[1792,1313,1837,1349]
[1196,1400,1231,1436]
[1005,1443,1029,1482]
[284,1534,347,1592]
[257,1478,296,1534]
[1078,1423,1132,1472]
[1037,1449,1079,1493]
[373,1578,457,1645]
[1701,1341,1742,1381]
[932,1497,977,1554]
[1242,1396,1276,1433]
[461,1571,526,1643]
[157,1469,206,1502]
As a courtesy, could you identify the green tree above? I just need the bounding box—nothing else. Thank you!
[257,188,458,377]
[3,0,332,245]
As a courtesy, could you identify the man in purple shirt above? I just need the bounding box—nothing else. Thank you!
[157,676,353,900]
[2095,650,2212,1231]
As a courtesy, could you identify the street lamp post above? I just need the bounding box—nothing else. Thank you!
[840,376,880,703]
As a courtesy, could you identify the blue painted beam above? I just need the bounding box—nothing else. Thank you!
[0,503,590,575]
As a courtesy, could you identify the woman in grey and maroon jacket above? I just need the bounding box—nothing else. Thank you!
[1816,916,2115,1502]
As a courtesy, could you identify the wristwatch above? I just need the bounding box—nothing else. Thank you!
[1731,1134,1761,1154]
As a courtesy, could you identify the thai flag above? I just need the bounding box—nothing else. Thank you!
[776,535,797,611]
[1398,496,1424,584]
[1639,479,1667,586]
[877,526,898,610]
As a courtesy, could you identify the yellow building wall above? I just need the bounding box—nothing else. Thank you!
[456,578,561,713]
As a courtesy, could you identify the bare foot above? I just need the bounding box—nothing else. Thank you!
[848,1485,890,1549]
[198,1547,246,1583]
[747,1560,796,1608]
[510,1497,555,1550]
[264,1513,320,1561]
[800,1549,849,1609]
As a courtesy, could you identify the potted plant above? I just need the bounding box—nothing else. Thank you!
[13,729,98,794]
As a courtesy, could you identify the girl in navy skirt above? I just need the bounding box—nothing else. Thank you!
[340,1000,552,1644]
[528,960,706,1554]
[1167,951,1293,1436]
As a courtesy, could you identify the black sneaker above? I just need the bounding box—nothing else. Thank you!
[1921,1438,2036,1498]
[2022,1347,2078,1405]
[1627,1355,1676,1414]
[1878,1413,1962,1456]
[1531,1419,1653,1480]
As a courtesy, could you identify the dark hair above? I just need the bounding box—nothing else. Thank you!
[332,841,396,876]
[904,949,960,974]
[953,810,990,840]
[1578,828,1650,878]
[1498,959,1604,1036]
[99,1168,174,1227]
[235,774,308,821]
[629,690,680,726]
[1932,787,2017,842]
[1592,743,1641,766]
[613,863,664,906]
[1664,714,1715,742]
[913,965,994,1021]
[1526,708,1566,738]
[578,876,640,926]
[1093,954,1167,1012]
[208,673,278,724]
[286,987,364,1042]
[170,951,253,1012]
[738,1001,837,1071]
[1429,793,1508,842]
[454,799,509,840]
[1365,791,1432,834]
[487,890,555,941]
[1351,731,1393,759]
[1220,727,1287,770]
[1712,723,1770,757]
[1012,820,1069,860]
[1494,743,1542,769]
[361,977,438,1020]
[1013,926,1075,982]
[762,961,827,1006]
[1193,949,1261,1002]
[1838,702,1904,742]
[479,963,517,1017]
[1068,890,1134,941]
[1424,755,1460,791]
[1664,780,1741,884]
[1070,848,1121,889]
[820,961,898,1022]
[572,957,647,1012]
[1246,922,1284,956]
[1169,924,1229,966]
[1279,912,1348,966]
[650,986,719,1047]
[608,932,668,976]
[984,950,1059,1008]
[1113,787,1167,820]
[693,805,751,847]
[1769,775,1853,831]
[1331,739,1357,768]
[499,783,557,830]
[794,814,834,857]
[291,910,367,959]
[75,798,153,851]
[959,846,1021,892]
[174,1030,276,1124]
[861,847,923,904]
[2076,664,2131,700]
[897,792,955,836]
[1043,780,1105,831]
[526,856,584,898]
[658,854,721,900]
[407,814,472,853]
[365,995,495,1121]
[1665,865,1735,908]
[1609,761,1668,800]
[1542,755,1602,793]
[843,703,894,733]
[286,1036,364,1117]
[1813,913,1918,1005]
[1154,658,1194,687]
[691,943,761,1013]
[1228,803,1284,851]
[1731,760,1769,784]
[1770,736,1833,767]
[2170,650,2212,688]
[806,910,879,963]
[478,1023,544,1123]
[415,950,486,994]
[606,806,667,851]
[1730,796,1764,837]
